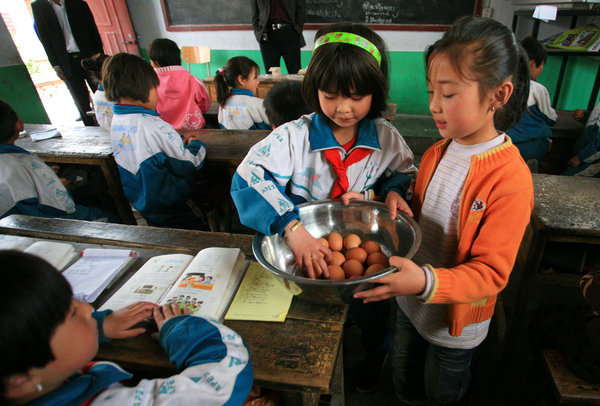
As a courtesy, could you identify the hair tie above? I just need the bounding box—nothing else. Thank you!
[313,32,381,67]
[217,67,226,77]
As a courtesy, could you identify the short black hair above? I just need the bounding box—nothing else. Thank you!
[521,36,547,67]
[102,53,160,103]
[0,251,72,399]
[0,99,18,143]
[302,23,390,119]
[148,38,182,67]
[81,53,109,85]
[264,81,311,127]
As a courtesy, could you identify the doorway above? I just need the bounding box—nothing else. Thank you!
[0,0,140,127]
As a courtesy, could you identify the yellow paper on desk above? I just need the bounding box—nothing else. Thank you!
[224,262,299,322]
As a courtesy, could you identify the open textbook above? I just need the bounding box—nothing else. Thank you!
[99,247,249,322]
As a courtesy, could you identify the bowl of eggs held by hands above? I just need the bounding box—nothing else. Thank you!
[252,200,421,304]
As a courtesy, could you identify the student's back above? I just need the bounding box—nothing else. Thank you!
[103,53,208,230]
[148,39,211,129]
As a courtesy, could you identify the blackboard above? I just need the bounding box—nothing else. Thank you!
[161,0,481,31]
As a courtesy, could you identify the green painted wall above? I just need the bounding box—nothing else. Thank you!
[0,65,50,124]
[145,48,599,115]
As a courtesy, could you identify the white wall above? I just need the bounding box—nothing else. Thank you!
[127,0,518,53]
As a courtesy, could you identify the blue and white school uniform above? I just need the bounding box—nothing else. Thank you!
[30,312,253,406]
[506,80,557,161]
[563,102,600,177]
[110,104,206,228]
[93,84,114,130]
[0,144,110,221]
[231,113,417,236]
[218,88,271,130]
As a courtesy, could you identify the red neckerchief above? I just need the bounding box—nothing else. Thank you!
[323,138,371,198]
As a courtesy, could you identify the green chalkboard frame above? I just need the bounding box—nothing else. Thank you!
[160,0,482,32]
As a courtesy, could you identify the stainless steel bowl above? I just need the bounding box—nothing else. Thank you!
[252,199,421,304]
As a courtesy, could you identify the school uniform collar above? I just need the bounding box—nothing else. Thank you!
[113,104,161,116]
[309,113,381,152]
[27,362,131,406]
[0,143,31,155]
[230,88,257,97]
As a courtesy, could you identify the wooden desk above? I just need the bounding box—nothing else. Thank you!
[543,349,600,405]
[0,215,347,405]
[504,174,600,357]
[17,124,136,225]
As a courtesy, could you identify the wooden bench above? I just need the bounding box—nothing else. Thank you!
[543,349,600,405]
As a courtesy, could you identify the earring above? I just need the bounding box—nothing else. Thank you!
[36,384,43,392]
[491,106,496,112]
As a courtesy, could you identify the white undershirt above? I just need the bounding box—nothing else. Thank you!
[49,0,80,54]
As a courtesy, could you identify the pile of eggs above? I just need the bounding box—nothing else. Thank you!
[314,232,391,280]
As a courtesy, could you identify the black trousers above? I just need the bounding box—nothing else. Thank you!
[259,25,302,74]
[64,53,97,126]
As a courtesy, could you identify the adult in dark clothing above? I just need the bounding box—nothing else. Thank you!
[32,0,103,126]
[251,0,306,74]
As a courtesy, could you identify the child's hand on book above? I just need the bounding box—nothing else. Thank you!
[152,303,191,338]
[103,302,158,339]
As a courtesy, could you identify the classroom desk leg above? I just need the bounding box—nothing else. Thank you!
[98,158,137,225]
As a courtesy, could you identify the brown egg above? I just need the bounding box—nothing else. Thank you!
[312,260,324,278]
[328,264,345,280]
[327,232,343,252]
[346,247,368,264]
[344,233,362,250]
[317,237,329,248]
[343,259,364,278]
[326,251,346,266]
[362,240,381,254]
[367,252,389,267]
[365,263,386,276]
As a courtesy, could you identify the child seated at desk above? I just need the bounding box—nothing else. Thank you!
[264,80,311,128]
[81,53,114,130]
[148,38,212,130]
[215,56,271,130]
[0,250,253,405]
[506,37,557,168]
[0,99,117,222]
[102,53,209,230]
[563,100,600,177]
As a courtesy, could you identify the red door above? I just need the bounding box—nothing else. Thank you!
[85,0,139,56]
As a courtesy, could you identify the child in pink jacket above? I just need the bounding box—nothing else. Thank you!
[149,38,211,129]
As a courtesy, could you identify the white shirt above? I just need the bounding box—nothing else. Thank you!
[49,0,80,53]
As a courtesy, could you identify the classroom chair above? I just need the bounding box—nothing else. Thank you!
[181,46,211,76]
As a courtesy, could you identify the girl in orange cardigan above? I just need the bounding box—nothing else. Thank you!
[355,16,534,403]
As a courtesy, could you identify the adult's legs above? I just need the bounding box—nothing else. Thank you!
[277,26,301,74]
[65,54,96,126]
[259,39,282,75]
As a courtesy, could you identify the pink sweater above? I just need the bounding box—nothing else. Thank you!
[154,66,211,129]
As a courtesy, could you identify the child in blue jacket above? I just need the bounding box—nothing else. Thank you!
[563,101,600,177]
[506,37,557,165]
[103,53,208,229]
[0,99,116,222]
[0,250,253,405]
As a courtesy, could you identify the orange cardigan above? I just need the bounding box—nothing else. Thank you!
[413,137,534,336]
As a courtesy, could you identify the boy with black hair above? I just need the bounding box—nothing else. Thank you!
[0,250,252,405]
[263,80,311,128]
[103,53,208,230]
[506,36,557,168]
[148,38,211,130]
[0,99,116,221]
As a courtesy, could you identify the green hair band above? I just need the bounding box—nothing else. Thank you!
[313,32,382,67]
